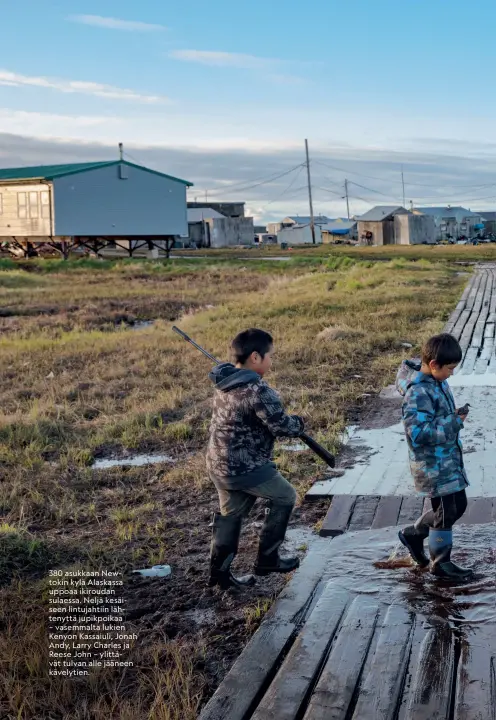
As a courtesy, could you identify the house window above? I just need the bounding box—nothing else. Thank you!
[41,191,50,219]
[17,192,27,218]
[29,191,39,219]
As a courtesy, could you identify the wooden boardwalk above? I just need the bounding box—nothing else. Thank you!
[446,265,496,374]
[319,494,496,537]
[199,523,496,720]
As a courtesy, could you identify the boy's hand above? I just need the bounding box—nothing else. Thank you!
[457,403,470,421]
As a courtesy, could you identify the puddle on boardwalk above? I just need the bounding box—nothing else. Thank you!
[322,523,496,630]
[92,453,175,470]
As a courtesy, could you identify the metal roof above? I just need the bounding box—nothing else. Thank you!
[416,206,480,218]
[357,206,406,222]
[284,215,331,225]
[0,160,193,186]
[187,207,225,222]
[322,220,357,233]
[478,211,496,221]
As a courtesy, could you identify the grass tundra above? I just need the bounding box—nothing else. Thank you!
[0,253,468,719]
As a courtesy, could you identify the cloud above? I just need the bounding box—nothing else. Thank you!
[0,69,169,104]
[70,15,166,32]
[169,50,305,84]
[169,50,280,70]
[3,131,496,223]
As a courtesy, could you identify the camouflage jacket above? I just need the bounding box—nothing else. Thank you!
[206,363,304,483]
[396,360,469,497]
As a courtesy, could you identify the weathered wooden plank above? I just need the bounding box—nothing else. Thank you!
[200,543,331,720]
[406,623,454,719]
[351,605,413,720]
[454,628,496,720]
[320,495,357,537]
[452,273,482,340]
[449,273,479,337]
[303,596,380,720]
[347,495,381,531]
[460,348,479,374]
[397,619,434,720]
[397,496,424,525]
[460,274,487,351]
[484,323,495,339]
[371,495,402,529]
[198,621,295,720]
[460,497,494,525]
[251,584,350,720]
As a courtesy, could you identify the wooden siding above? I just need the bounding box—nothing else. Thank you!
[0,182,53,237]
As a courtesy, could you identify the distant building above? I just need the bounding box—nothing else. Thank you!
[277,225,323,245]
[267,215,330,235]
[0,160,192,256]
[357,206,435,245]
[186,206,254,248]
[415,206,484,241]
[476,211,496,235]
[321,219,357,243]
[357,206,409,245]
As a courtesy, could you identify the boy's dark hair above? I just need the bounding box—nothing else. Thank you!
[232,328,273,364]
[422,333,462,367]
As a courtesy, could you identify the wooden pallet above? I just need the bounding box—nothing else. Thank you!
[320,494,496,537]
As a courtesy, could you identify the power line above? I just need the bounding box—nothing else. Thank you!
[206,163,306,197]
[313,158,496,190]
[257,167,306,214]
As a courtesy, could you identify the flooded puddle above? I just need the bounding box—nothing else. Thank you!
[280,443,308,452]
[92,453,175,470]
[322,523,496,629]
[119,320,155,331]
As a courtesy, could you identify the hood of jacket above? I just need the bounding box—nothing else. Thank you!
[208,362,261,392]
[395,359,437,397]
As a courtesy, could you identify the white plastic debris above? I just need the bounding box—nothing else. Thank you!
[132,564,171,578]
[46,371,55,379]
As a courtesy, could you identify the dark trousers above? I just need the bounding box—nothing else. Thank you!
[415,489,468,532]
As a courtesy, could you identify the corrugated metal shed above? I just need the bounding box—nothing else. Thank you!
[0,160,193,186]
[358,206,406,222]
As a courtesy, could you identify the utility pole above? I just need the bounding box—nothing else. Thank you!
[118,142,123,161]
[345,179,350,220]
[401,166,406,208]
[304,139,316,244]
[205,189,208,203]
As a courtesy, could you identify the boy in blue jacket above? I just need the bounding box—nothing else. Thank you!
[396,333,474,580]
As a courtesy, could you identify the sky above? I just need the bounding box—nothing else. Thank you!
[2,1,496,221]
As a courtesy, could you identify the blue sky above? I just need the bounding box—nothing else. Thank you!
[2,1,496,220]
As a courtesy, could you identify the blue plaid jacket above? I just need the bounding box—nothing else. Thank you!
[396,360,469,497]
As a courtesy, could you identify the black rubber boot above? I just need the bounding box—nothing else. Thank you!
[254,505,299,576]
[398,525,430,568]
[429,529,474,581]
[208,513,256,591]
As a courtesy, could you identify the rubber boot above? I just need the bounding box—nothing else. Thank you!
[208,513,256,591]
[398,523,429,568]
[254,505,299,576]
[428,529,474,580]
